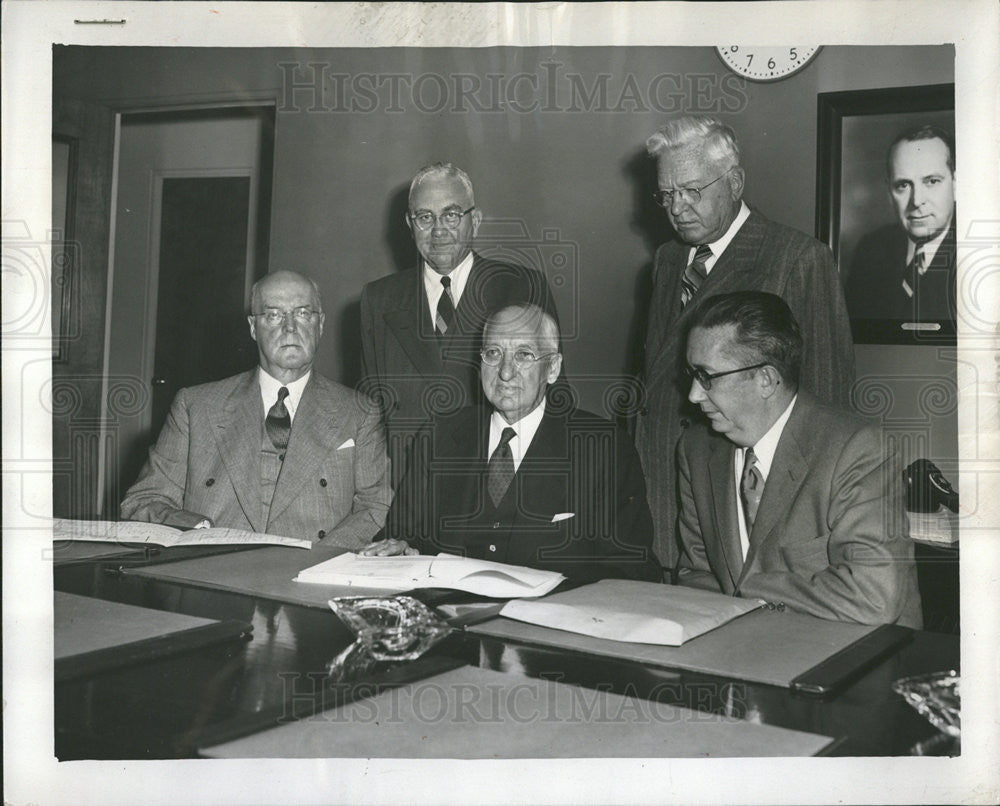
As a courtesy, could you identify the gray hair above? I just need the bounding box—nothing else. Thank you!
[408,163,476,208]
[249,271,323,313]
[646,116,741,170]
[484,304,560,354]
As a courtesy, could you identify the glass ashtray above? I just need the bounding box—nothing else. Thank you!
[328,595,453,661]
[891,670,960,738]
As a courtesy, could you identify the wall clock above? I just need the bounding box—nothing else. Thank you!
[716,46,821,82]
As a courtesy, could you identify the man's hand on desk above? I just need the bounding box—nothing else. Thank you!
[361,539,419,556]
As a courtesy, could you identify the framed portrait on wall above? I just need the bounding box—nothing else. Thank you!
[816,83,955,345]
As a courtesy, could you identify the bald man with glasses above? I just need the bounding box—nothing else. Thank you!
[360,163,560,487]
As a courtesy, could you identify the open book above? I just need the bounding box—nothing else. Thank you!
[295,553,565,599]
[52,519,313,550]
[499,579,763,646]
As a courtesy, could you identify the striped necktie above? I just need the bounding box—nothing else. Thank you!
[436,275,456,335]
[681,244,712,307]
[901,248,925,299]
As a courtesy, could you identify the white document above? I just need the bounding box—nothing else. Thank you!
[500,579,763,646]
[295,552,565,598]
[52,519,313,550]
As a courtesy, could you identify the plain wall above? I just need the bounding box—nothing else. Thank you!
[53,44,958,504]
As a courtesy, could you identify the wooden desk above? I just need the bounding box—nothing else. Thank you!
[54,549,959,759]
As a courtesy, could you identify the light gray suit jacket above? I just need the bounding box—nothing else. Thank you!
[676,392,922,628]
[120,369,391,547]
[636,210,856,571]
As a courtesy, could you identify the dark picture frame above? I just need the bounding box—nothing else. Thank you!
[52,132,78,362]
[816,84,955,345]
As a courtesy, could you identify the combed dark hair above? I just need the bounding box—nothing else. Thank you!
[886,124,955,177]
[687,291,803,386]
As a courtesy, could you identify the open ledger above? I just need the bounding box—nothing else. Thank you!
[52,519,313,550]
[295,552,565,598]
[499,579,763,645]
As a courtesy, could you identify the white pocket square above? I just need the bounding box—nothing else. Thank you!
[337,438,355,450]
[551,512,575,522]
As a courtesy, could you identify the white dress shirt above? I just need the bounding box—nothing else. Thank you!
[488,398,547,473]
[733,395,797,558]
[423,251,475,322]
[258,368,310,423]
[905,212,953,271]
[686,201,751,274]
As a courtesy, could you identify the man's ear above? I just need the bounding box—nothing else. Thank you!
[248,315,257,342]
[317,312,326,338]
[756,364,782,399]
[546,353,563,385]
[728,166,746,201]
[471,207,483,237]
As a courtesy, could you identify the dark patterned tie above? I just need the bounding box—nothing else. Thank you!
[266,386,291,452]
[487,427,517,506]
[740,447,763,532]
[901,248,925,299]
[680,244,712,308]
[436,275,456,335]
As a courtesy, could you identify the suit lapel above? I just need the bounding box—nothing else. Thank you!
[210,371,266,533]
[383,268,444,376]
[706,436,743,589]
[268,375,344,524]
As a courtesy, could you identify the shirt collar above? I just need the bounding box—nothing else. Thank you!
[748,394,797,480]
[423,250,475,310]
[489,397,547,472]
[258,367,311,421]
[906,212,953,267]
[689,201,750,272]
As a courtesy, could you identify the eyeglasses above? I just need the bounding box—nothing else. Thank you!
[253,307,321,327]
[685,361,768,390]
[653,168,732,208]
[409,207,475,231]
[481,346,559,369]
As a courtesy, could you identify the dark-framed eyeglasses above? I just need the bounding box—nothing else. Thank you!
[685,361,768,390]
[252,307,321,327]
[653,168,732,208]
[481,346,558,369]
[409,206,475,231]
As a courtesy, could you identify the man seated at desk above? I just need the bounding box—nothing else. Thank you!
[676,290,922,627]
[121,270,391,547]
[364,303,662,583]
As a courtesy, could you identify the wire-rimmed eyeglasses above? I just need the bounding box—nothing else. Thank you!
[409,207,475,231]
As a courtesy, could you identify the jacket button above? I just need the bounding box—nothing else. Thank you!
[493,522,501,529]
[679,417,690,428]
[317,530,325,539]
[279,453,285,461]
[489,544,496,552]
[319,478,327,487]
[205,478,215,486]
[640,407,649,416]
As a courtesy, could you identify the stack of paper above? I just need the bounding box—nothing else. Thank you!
[499,579,762,645]
[295,552,564,598]
[52,518,313,549]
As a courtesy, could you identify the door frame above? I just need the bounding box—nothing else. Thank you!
[98,99,276,515]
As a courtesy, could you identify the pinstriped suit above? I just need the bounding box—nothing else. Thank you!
[676,392,922,628]
[120,369,391,547]
[636,210,856,571]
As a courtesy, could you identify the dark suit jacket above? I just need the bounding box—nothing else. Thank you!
[635,209,856,571]
[381,404,662,583]
[120,370,391,547]
[676,392,922,628]
[360,252,559,484]
[844,218,956,321]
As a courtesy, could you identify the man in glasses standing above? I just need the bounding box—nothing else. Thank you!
[364,304,660,584]
[122,271,391,548]
[636,116,855,578]
[360,163,559,487]
[676,291,920,626]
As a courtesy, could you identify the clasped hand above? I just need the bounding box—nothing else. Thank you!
[360,538,419,556]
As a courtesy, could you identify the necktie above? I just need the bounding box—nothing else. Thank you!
[487,427,517,506]
[680,244,712,308]
[902,248,925,299]
[266,386,291,452]
[740,447,763,532]
[436,275,456,335]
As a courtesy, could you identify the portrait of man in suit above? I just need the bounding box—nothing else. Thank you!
[121,270,391,547]
[676,291,921,627]
[844,124,956,323]
[635,115,856,576]
[365,303,661,584]
[360,163,559,485]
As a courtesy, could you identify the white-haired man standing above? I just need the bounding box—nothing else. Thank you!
[636,116,855,577]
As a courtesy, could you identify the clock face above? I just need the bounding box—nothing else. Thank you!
[716,46,821,82]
